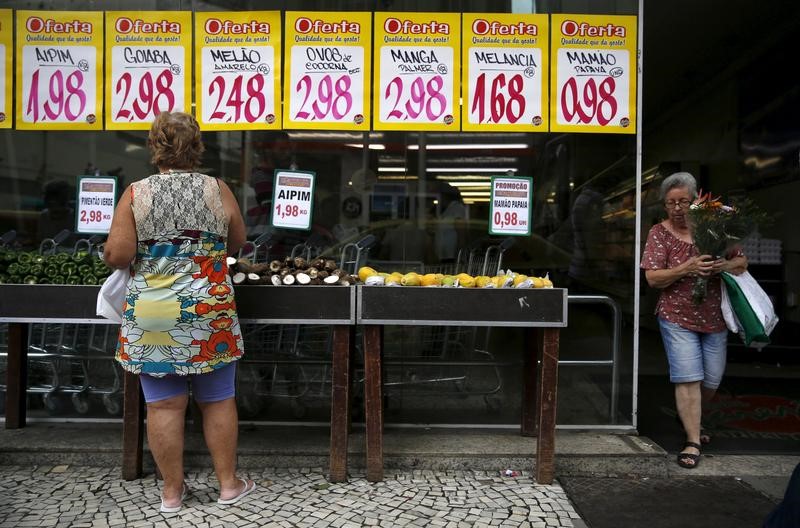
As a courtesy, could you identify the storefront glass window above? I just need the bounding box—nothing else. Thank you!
[1,0,639,427]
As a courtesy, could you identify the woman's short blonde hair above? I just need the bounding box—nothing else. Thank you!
[147,111,204,170]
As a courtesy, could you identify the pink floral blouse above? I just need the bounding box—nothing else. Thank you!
[641,223,730,333]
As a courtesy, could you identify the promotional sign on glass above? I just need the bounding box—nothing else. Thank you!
[75,176,117,234]
[0,9,12,128]
[270,170,316,231]
[489,176,532,236]
[105,12,192,130]
[195,12,281,131]
[16,11,103,130]
[283,12,371,130]
[550,14,637,134]
[462,14,548,132]
[373,12,460,131]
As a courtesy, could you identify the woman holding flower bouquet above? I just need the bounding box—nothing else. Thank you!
[641,172,748,469]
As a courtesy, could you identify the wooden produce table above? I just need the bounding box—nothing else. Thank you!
[356,285,568,484]
[0,284,356,483]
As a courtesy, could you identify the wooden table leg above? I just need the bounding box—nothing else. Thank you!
[363,325,383,482]
[5,323,28,429]
[329,325,351,483]
[535,328,560,484]
[122,371,144,480]
[521,328,541,437]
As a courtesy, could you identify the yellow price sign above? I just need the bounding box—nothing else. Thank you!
[0,9,12,128]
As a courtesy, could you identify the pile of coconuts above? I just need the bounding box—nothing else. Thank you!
[227,256,360,286]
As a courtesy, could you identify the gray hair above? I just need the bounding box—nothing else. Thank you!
[659,172,697,201]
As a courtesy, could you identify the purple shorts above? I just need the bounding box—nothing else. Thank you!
[139,362,237,403]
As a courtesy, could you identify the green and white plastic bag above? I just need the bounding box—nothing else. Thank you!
[720,271,778,349]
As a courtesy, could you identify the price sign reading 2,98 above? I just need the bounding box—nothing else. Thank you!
[111,46,183,123]
[22,45,96,125]
[556,48,629,128]
[379,46,454,125]
[289,45,365,126]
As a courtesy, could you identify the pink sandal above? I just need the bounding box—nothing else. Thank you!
[160,482,189,513]
[218,478,256,506]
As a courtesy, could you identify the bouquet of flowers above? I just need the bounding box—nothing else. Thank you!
[687,191,764,304]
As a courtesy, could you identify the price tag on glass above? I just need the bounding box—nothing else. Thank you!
[462,14,548,132]
[283,12,371,130]
[76,176,117,234]
[0,9,12,129]
[16,10,103,130]
[196,12,281,130]
[373,12,460,131]
[105,12,192,130]
[489,176,532,236]
[270,170,316,231]
[550,14,637,134]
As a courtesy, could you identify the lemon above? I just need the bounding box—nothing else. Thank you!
[358,266,378,282]
[421,273,442,287]
[457,273,475,288]
[475,276,492,288]
[401,272,421,286]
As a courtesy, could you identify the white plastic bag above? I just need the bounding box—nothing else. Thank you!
[96,268,129,324]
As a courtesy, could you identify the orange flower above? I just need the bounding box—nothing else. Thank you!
[208,283,231,298]
[192,256,228,283]
[209,316,234,330]
[191,330,241,362]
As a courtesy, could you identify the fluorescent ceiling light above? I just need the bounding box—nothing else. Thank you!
[459,191,491,197]
[378,175,418,180]
[378,167,407,173]
[428,167,518,173]
[344,143,386,150]
[435,175,492,181]
[407,143,528,150]
[446,181,492,187]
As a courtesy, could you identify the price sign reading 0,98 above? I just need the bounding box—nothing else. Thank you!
[556,48,629,128]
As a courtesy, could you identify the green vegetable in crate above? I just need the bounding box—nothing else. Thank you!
[50,275,65,284]
[6,262,20,275]
[16,252,34,265]
[23,275,38,285]
[60,261,78,277]
[0,274,8,283]
[44,264,60,277]
[66,276,81,285]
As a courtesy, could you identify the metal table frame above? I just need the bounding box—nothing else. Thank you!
[1,284,356,483]
[356,285,568,484]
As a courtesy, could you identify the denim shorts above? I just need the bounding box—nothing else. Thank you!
[658,317,728,389]
[139,362,237,403]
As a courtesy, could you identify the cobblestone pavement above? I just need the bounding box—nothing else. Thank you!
[0,465,582,527]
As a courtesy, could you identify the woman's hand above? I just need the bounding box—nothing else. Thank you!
[712,255,748,276]
[685,254,715,277]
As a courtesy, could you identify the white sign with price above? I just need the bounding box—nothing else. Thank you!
[550,14,637,134]
[105,12,192,130]
[76,177,117,234]
[489,176,532,236]
[270,170,316,231]
[16,10,103,130]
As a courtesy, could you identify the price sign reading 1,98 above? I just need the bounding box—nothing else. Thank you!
[202,46,275,125]
[270,170,315,231]
[289,46,364,125]
[111,46,183,123]
[379,46,454,124]
[468,47,542,126]
[489,176,532,237]
[556,48,630,128]
[22,46,97,125]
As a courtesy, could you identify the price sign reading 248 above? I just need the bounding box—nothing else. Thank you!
[22,46,96,124]
[202,46,275,124]
[111,46,183,122]
[380,46,454,124]
[557,48,629,128]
